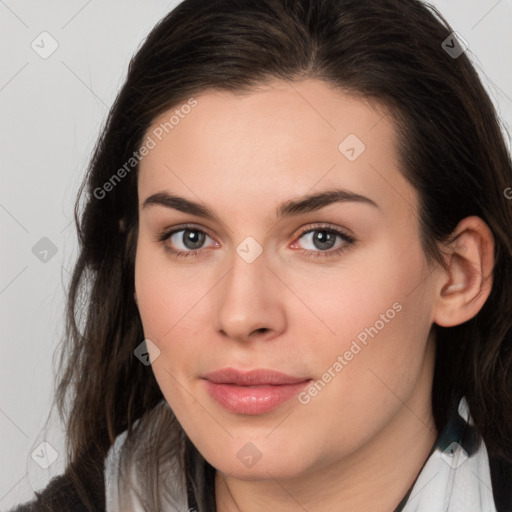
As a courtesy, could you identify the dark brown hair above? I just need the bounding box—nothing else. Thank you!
[19,0,512,510]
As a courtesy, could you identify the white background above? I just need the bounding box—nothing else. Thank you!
[1,0,511,509]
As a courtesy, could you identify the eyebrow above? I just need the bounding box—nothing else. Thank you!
[141,187,379,220]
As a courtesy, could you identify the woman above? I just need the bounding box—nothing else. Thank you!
[10,0,512,510]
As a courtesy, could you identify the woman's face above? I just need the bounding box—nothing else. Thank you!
[134,79,439,479]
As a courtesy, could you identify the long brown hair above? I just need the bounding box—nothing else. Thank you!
[37,0,512,510]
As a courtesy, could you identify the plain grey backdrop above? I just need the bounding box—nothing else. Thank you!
[1,0,511,509]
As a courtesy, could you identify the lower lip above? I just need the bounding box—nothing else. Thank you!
[202,379,312,415]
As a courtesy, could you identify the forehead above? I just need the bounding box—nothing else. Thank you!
[137,78,417,220]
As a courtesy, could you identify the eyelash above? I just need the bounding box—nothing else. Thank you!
[154,223,356,260]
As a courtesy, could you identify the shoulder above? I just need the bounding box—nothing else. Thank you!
[103,430,128,511]
[103,423,189,511]
[8,429,135,512]
[7,449,106,512]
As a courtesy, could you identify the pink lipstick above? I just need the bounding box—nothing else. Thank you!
[202,368,312,415]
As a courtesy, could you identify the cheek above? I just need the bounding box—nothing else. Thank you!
[134,242,217,415]
[293,235,433,389]
[134,244,204,416]
[134,240,207,341]
[291,237,427,342]
[286,251,434,457]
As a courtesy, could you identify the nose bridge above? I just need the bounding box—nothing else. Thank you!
[215,240,286,341]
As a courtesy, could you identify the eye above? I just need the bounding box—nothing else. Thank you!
[155,224,218,258]
[155,223,355,260]
[291,225,355,259]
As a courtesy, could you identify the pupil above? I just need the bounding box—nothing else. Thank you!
[184,230,204,249]
[314,230,335,250]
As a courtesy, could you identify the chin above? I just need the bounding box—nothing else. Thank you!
[216,457,308,481]
[201,438,316,481]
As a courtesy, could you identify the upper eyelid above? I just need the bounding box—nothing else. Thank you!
[160,223,214,237]
[295,223,353,236]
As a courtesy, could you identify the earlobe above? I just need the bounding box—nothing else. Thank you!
[433,216,494,328]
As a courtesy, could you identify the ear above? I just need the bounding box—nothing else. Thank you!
[432,216,495,327]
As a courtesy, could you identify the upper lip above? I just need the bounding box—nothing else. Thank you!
[202,367,311,386]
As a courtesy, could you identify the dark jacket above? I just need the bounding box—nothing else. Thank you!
[8,451,106,512]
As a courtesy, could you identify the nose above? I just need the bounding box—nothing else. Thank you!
[215,245,287,343]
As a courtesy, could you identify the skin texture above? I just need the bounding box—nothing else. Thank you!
[134,79,494,511]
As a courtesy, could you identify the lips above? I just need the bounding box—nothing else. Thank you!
[202,367,309,386]
[201,367,312,415]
